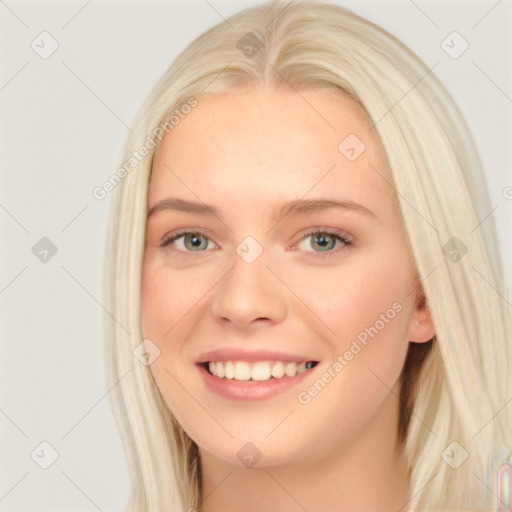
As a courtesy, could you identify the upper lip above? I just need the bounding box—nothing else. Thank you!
[195,347,319,364]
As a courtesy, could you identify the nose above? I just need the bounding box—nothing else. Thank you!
[210,248,288,329]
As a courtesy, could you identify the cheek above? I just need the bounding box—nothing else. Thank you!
[140,260,167,339]
[289,247,414,401]
[289,264,413,451]
[140,257,199,339]
[140,258,201,424]
[140,256,218,387]
[291,247,414,341]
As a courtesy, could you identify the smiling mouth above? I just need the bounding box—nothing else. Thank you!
[201,360,319,382]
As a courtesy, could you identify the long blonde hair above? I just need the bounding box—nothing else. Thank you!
[102,1,512,510]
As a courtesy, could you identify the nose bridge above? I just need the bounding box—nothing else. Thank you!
[210,237,287,326]
[231,239,268,284]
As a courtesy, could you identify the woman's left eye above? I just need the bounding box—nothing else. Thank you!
[296,230,352,255]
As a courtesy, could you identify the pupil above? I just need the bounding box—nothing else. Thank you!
[313,234,334,251]
[187,234,205,249]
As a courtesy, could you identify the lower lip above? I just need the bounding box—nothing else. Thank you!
[196,363,318,401]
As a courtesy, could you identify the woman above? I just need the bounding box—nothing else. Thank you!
[102,1,512,510]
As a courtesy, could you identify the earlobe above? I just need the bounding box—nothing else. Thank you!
[406,290,436,343]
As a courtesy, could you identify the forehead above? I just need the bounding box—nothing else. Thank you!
[148,86,392,216]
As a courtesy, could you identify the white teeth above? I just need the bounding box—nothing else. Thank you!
[271,361,285,379]
[297,362,307,373]
[224,361,235,379]
[251,362,272,381]
[215,361,225,378]
[234,362,251,381]
[206,360,316,381]
[285,362,297,377]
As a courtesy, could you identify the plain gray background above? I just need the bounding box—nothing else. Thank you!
[1,1,511,510]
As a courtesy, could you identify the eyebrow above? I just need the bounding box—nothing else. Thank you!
[146,197,377,221]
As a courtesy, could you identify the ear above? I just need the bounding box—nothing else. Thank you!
[406,289,435,343]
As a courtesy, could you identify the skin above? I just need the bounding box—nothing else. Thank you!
[141,85,435,512]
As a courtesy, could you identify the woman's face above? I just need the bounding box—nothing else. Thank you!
[141,86,434,468]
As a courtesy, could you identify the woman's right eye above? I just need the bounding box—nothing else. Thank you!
[160,231,218,252]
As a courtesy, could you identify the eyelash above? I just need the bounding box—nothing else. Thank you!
[297,228,353,257]
[160,228,353,258]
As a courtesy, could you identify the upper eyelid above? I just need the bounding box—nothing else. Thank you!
[161,229,218,248]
